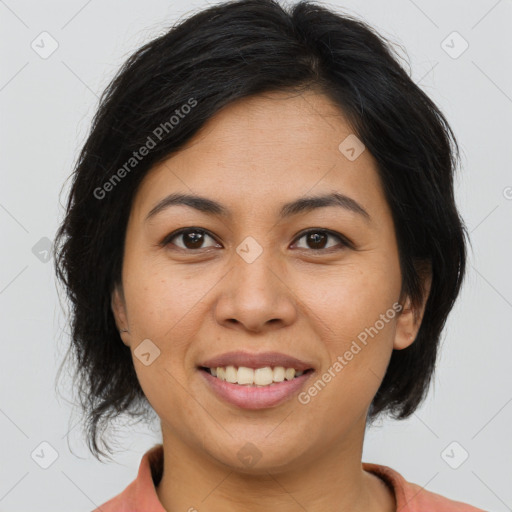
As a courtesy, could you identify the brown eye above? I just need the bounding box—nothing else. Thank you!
[163,228,221,251]
[292,229,349,251]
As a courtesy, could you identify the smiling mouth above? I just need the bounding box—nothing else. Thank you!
[199,366,314,387]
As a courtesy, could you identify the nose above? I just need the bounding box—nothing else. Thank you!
[214,247,298,333]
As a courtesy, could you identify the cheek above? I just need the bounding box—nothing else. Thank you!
[122,252,207,337]
[295,256,400,374]
[121,262,198,414]
[121,251,216,399]
[298,256,400,330]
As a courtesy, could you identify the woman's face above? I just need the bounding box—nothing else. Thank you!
[112,90,424,471]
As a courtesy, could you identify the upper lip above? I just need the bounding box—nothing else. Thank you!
[199,351,315,372]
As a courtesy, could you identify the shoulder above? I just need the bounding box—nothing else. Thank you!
[90,479,142,512]
[91,444,166,512]
[363,462,487,512]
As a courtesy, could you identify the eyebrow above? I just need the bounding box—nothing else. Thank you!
[145,192,371,223]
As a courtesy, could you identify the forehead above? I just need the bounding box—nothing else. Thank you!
[130,90,388,227]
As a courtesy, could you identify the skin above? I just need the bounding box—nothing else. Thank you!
[111,89,431,512]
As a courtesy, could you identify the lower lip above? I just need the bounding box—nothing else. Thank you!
[199,369,314,409]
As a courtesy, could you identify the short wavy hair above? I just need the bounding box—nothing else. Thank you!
[54,0,468,460]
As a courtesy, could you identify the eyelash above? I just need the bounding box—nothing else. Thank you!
[160,227,353,253]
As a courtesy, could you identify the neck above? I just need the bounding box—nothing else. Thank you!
[155,418,396,512]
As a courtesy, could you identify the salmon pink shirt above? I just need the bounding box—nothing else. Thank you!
[93,444,486,511]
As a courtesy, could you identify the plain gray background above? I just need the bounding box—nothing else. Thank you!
[1,0,511,510]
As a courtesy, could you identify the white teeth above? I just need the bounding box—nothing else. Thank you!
[273,366,285,382]
[237,366,254,385]
[254,367,274,386]
[225,365,237,382]
[208,365,308,386]
[285,368,296,380]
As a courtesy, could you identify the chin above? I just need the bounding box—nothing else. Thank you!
[205,433,312,474]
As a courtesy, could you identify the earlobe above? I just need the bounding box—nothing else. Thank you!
[111,285,131,346]
[393,297,417,350]
[393,298,416,350]
[393,266,432,351]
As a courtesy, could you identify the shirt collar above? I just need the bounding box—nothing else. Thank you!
[106,443,479,512]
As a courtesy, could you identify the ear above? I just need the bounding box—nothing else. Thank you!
[393,262,432,350]
[111,284,131,347]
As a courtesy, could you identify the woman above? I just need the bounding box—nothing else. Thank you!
[54,0,485,510]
